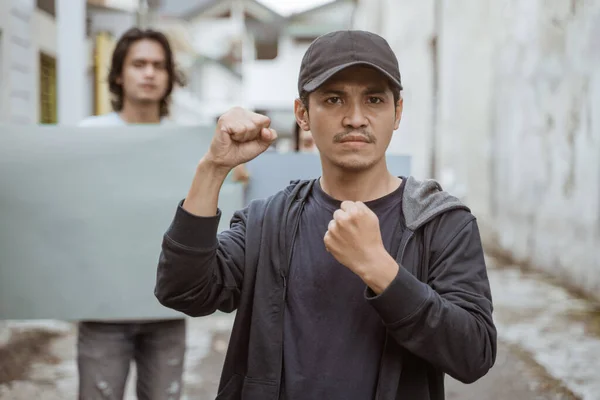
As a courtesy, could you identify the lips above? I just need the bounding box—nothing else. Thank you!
[339,135,370,143]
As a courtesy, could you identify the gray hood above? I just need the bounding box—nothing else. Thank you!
[402,176,470,231]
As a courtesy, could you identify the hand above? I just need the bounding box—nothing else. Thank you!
[324,201,399,293]
[324,201,387,275]
[206,107,277,170]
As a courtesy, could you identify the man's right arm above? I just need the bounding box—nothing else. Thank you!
[154,159,245,316]
[154,107,276,316]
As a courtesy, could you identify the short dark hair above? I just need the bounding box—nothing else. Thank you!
[108,27,186,117]
[299,80,402,112]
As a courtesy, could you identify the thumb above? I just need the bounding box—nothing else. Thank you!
[260,128,277,143]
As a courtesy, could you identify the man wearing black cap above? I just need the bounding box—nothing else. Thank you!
[155,30,497,400]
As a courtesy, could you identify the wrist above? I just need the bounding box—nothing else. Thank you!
[359,249,399,295]
[198,155,232,180]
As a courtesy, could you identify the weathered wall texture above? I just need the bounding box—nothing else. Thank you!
[355,0,600,300]
[0,0,36,124]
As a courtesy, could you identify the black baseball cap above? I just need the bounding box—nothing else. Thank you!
[298,30,403,94]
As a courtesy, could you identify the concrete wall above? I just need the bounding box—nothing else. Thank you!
[355,0,600,300]
[0,0,36,124]
[491,0,598,297]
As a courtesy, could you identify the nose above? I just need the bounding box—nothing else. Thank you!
[143,64,156,78]
[342,101,368,129]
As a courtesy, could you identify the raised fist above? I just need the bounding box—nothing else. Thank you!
[206,107,277,170]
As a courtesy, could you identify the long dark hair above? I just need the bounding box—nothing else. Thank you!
[108,27,185,117]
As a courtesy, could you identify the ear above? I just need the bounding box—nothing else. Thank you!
[294,98,310,131]
[394,97,403,130]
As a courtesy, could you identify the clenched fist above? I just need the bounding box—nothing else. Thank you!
[324,201,394,284]
[206,107,278,170]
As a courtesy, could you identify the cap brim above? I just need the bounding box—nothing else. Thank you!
[302,61,403,92]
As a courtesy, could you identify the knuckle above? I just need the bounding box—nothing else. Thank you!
[217,114,227,128]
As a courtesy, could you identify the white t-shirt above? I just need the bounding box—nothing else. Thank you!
[79,112,172,127]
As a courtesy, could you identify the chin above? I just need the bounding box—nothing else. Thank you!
[331,157,378,172]
[139,94,160,101]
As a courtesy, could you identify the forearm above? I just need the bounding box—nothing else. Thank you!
[155,205,223,315]
[182,156,231,217]
[155,205,246,316]
[367,266,496,383]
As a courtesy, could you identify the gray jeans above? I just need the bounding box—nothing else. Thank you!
[77,319,186,400]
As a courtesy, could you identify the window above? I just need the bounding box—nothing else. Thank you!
[293,37,318,45]
[255,39,278,60]
[39,52,57,124]
[36,0,55,17]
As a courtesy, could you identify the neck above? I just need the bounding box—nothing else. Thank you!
[119,101,162,124]
[319,159,401,202]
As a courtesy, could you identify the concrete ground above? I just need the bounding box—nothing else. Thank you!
[1,257,599,399]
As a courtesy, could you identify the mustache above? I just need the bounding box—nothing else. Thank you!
[333,129,377,144]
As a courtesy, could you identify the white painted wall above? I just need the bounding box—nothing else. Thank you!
[476,0,600,299]
[0,2,7,122]
[0,0,36,124]
[184,60,243,122]
[189,18,243,60]
[289,1,354,27]
[56,0,87,125]
[89,9,137,40]
[34,8,57,56]
[354,0,600,300]
[242,37,309,111]
[198,62,241,104]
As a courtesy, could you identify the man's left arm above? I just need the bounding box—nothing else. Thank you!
[365,214,497,384]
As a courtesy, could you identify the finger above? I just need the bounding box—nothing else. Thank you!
[340,201,359,214]
[323,231,331,252]
[237,138,273,158]
[327,220,336,232]
[227,122,249,141]
[333,209,348,222]
[242,122,259,142]
[251,113,271,129]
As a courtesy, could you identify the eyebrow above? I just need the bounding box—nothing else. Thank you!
[131,57,165,64]
[319,86,390,96]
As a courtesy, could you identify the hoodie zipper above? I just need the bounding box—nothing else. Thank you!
[374,230,413,400]
[276,200,305,399]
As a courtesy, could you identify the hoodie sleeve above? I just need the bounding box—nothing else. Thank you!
[366,211,497,384]
[154,201,246,316]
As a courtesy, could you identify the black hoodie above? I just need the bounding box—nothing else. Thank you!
[155,176,497,400]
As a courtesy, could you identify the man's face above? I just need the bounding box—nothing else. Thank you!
[294,66,402,172]
[118,39,169,106]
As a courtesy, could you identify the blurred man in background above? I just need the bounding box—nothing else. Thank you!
[293,122,317,153]
[78,27,187,400]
